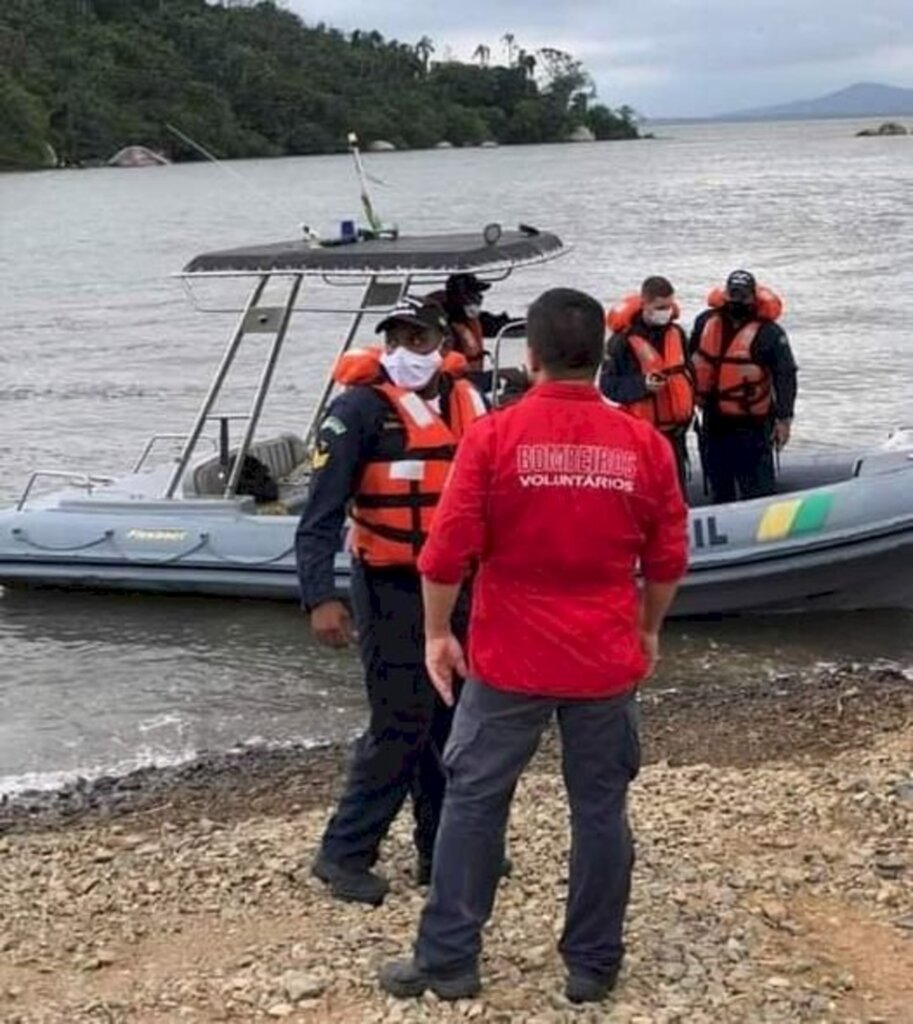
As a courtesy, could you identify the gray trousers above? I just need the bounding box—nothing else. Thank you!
[415,678,640,979]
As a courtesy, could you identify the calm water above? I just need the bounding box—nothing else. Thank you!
[2,119,912,792]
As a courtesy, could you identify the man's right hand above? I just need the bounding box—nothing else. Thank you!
[640,630,660,679]
[425,632,468,708]
[773,419,792,450]
[310,600,354,648]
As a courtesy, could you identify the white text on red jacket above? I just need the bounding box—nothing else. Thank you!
[516,444,637,493]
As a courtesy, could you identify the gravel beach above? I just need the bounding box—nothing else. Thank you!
[1,662,911,1023]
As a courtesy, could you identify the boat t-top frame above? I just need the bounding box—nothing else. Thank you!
[164,225,567,500]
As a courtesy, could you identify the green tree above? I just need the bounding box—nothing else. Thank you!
[0,69,50,167]
[0,0,638,167]
[586,103,638,140]
[415,35,434,74]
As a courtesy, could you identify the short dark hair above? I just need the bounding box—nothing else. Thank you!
[641,275,674,301]
[527,288,605,377]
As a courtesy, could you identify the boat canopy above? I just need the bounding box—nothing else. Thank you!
[182,227,565,277]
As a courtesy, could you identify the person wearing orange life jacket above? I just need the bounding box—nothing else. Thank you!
[690,270,797,503]
[440,273,514,371]
[600,275,695,490]
[295,297,487,907]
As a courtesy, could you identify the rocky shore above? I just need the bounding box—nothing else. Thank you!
[1,662,911,1023]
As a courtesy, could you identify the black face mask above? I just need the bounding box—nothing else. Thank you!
[725,300,754,322]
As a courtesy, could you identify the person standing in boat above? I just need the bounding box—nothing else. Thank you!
[428,273,529,403]
[435,272,513,374]
[295,297,487,906]
[378,287,688,1005]
[690,270,797,502]
[600,276,695,491]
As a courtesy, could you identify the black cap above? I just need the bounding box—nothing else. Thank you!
[446,273,491,298]
[725,270,757,301]
[375,297,450,335]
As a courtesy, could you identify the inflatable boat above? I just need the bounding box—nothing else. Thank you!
[1,424,911,616]
[0,216,911,616]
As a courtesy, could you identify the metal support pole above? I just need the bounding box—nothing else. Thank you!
[219,418,230,469]
[224,275,303,497]
[301,275,382,452]
[164,275,269,498]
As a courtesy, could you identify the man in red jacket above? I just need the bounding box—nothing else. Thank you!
[379,288,688,1005]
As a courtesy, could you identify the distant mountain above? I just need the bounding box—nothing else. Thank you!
[716,82,913,122]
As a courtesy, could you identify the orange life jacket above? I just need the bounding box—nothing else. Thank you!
[692,285,783,419]
[423,288,486,370]
[451,319,485,370]
[605,295,694,430]
[331,346,486,567]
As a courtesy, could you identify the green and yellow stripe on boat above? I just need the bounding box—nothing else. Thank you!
[756,492,834,542]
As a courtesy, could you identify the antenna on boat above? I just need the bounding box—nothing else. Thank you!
[347,131,384,235]
[165,123,320,243]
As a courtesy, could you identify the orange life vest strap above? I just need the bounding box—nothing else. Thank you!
[348,375,484,566]
[694,315,771,418]
[624,326,694,429]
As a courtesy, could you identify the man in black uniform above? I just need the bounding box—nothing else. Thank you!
[296,298,486,906]
[690,270,798,502]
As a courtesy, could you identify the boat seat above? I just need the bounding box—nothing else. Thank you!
[183,433,310,506]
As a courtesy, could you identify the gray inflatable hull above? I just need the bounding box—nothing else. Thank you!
[1,446,912,617]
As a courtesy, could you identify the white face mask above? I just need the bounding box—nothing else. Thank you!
[380,347,443,390]
[643,308,673,327]
[464,303,482,319]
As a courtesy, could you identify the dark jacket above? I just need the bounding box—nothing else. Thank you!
[689,309,798,426]
[442,296,512,340]
[599,316,691,412]
[295,377,471,610]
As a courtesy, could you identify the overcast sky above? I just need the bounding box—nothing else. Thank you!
[283,0,913,118]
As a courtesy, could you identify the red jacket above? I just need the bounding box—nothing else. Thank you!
[418,381,688,698]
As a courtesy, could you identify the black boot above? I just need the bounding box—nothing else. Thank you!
[565,966,620,1004]
[312,854,389,906]
[379,959,481,1000]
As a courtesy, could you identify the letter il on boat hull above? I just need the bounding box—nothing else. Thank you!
[689,493,835,552]
[691,515,729,550]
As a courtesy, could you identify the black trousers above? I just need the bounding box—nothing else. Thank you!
[662,429,689,497]
[416,680,640,979]
[704,421,775,502]
[319,563,467,870]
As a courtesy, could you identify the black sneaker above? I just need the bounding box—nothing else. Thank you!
[565,967,620,1004]
[378,959,481,1001]
[311,854,389,906]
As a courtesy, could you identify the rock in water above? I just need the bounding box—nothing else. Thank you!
[856,121,909,137]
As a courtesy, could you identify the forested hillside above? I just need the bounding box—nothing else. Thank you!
[0,0,638,169]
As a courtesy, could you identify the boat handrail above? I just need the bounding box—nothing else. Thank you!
[133,433,218,474]
[180,275,415,316]
[17,471,117,512]
[491,319,529,408]
[178,273,457,317]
